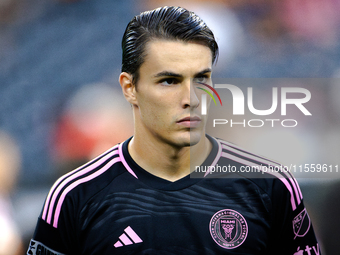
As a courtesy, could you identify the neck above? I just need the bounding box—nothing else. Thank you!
[128,133,211,182]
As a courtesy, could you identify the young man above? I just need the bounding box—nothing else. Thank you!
[27,6,321,254]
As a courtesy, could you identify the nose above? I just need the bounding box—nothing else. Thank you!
[182,79,199,109]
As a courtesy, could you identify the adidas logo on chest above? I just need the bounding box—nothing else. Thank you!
[114,226,143,248]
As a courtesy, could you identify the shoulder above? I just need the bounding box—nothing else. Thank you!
[211,136,303,211]
[40,144,125,228]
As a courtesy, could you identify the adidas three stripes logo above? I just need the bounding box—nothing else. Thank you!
[114,226,143,248]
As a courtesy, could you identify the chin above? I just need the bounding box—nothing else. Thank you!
[187,131,203,147]
[169,130,204,148]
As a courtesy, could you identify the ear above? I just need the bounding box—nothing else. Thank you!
[119,72,138,106]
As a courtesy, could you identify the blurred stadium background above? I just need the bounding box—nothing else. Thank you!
[0,0,339,254]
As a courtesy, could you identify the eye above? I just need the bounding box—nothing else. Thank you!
[159,78,179,86]
[194,76,208,84]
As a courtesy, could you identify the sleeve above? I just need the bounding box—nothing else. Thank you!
[267,177,321,255]
[26,191,78,255]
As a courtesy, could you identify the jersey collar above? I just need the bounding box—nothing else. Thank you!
[118,135,221,190]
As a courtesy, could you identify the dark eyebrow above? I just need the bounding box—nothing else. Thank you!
[153,71,183,78]
[194,68,212,77]
[153,68,212,78]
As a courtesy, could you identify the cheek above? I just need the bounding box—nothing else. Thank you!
[139,95,176,126]
[139,96,164,119]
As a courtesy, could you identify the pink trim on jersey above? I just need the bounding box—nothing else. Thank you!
[220,142,303,205]
[221,151,298,211]
[53,157,121,228]
[118,141,138,179]
[42,167,79,221]
[204,137,222,177]
[287,178,302,206]
[42,145,119,221]
[291,177,303,199]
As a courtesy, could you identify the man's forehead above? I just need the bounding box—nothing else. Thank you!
[141,39,213,74]
[145,39,213,56]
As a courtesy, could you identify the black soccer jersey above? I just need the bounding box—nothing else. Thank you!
[27,135,321,255]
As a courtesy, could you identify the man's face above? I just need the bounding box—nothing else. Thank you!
[132,40,212,147]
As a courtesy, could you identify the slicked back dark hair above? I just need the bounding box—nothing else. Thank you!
[121,6,219,85]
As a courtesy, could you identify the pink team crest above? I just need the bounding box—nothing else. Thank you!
[209,209,248,249]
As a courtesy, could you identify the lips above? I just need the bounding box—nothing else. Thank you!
[177,116,201,122]
[177,116,202,128]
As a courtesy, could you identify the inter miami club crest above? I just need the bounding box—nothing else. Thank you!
[293,208,311,239]
[209,209,248,249]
